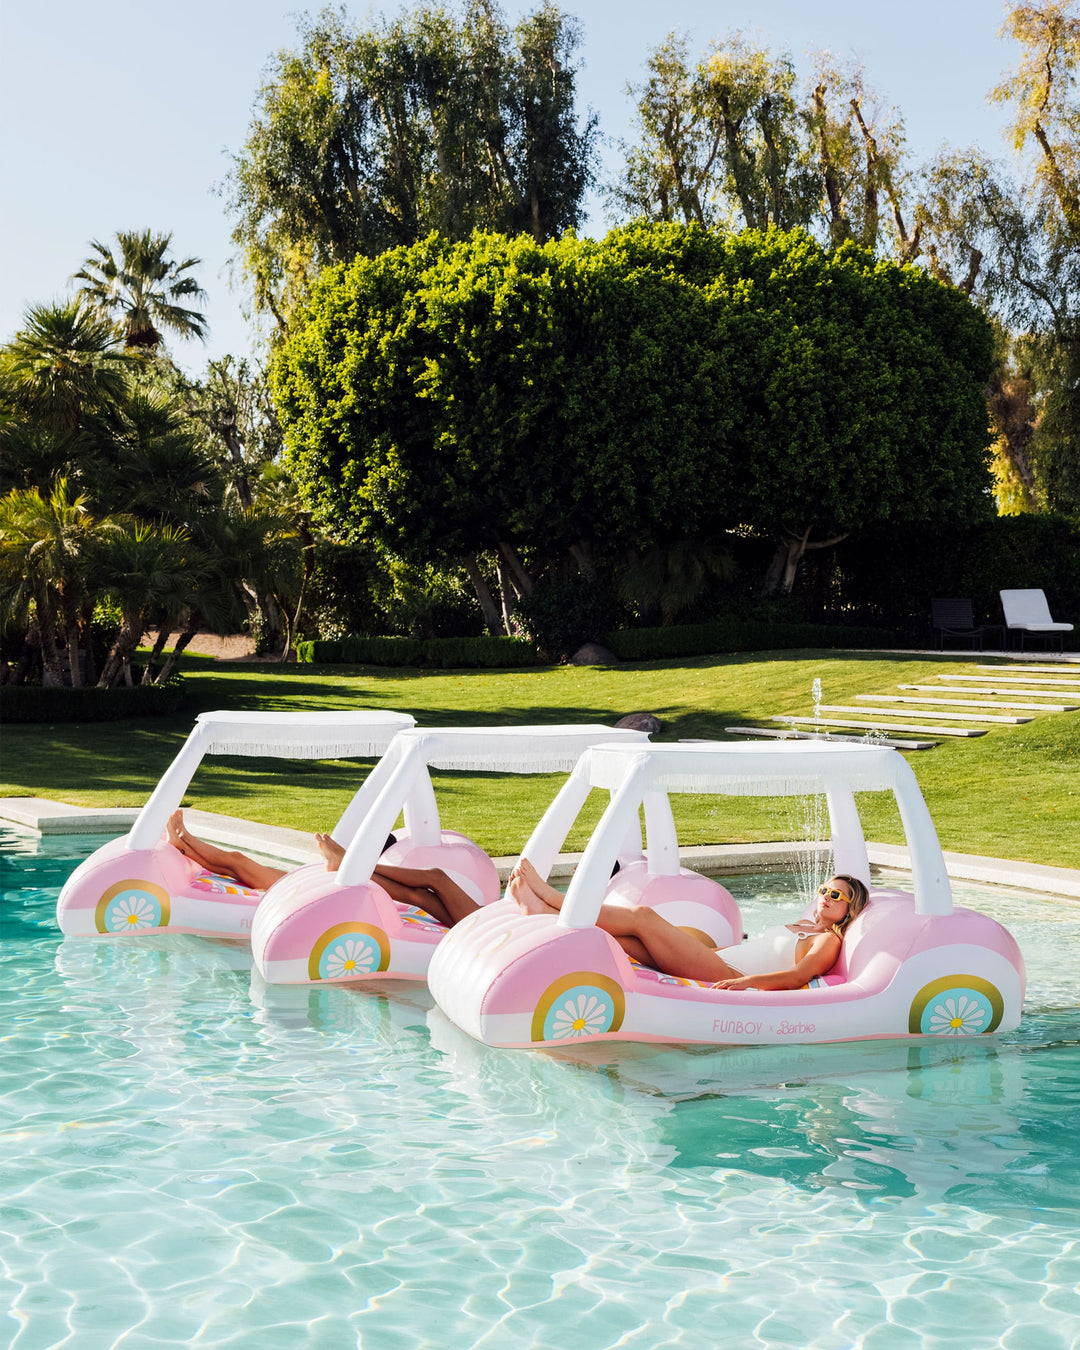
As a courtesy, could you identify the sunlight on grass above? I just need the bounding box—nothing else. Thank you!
[3,650,1077,866]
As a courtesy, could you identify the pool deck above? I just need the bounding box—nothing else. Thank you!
[3,796,1079,901]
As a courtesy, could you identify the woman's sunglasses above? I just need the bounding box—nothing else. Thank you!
[818,885,850,903]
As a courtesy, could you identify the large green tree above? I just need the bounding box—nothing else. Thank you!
[225,1,597,325]
[271,223,994,607]
[611,33,915,260]
[917,3,1080,512]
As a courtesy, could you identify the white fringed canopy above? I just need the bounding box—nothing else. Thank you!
[191,709,415,759]
[582,740,903,797]
[126,710,415,849]
[536,740,954,921]
[389,725,650,774]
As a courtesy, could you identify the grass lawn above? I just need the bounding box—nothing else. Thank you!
[3,649,1078,867]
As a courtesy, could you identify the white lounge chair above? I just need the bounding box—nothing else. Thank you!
[1000,589,1075,650]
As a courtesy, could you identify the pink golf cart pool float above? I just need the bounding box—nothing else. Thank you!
[55,710,415,939]
[250,723,692,986]
[428,741,1026,1048]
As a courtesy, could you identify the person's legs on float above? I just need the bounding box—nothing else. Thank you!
[166,811,288,891]
[509,858,737,980]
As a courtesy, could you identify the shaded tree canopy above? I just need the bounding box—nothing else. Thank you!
[225,0,598,325]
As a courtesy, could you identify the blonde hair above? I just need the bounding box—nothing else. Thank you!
[827,875,869,940]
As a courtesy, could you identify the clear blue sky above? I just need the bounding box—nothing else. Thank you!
[1,1,1019,373]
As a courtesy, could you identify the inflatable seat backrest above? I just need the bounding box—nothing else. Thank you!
[833,891,925,990]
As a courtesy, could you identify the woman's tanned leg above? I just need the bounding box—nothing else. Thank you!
[373,864,480,927]
[511,856,738,981]
[166,811,287,890]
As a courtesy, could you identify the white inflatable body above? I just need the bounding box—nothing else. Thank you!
[250,724,682,985]
[56,710,416,938]
[428,741,1027,1049]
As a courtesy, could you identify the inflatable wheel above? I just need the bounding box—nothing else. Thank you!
[95,880,171,934]
[531,972,625,1043]
[908,975,1004,1036]
[307,922,390,981]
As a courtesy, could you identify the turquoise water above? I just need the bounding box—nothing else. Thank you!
[3,828,1080,1349]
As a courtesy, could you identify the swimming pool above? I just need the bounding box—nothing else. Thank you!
[3,827,1079,1349]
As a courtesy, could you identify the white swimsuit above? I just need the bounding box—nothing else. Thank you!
[717,925,800,976]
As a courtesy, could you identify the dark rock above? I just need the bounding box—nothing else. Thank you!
[615,711,662,735]
[569,642,619,666]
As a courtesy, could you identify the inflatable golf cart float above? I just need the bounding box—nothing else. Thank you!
[427,741,1026,1049]
[56,710,415,939]
[250,723,706,986]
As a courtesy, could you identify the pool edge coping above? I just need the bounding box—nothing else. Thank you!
[3,795,1078,900]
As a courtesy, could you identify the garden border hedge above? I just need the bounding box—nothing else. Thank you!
[600,620,896,661]
[295,634,539,668]
[295,621,895,667]
[0,683,188,724]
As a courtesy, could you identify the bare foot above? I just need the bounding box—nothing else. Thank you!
[166,810,187,853]
[315,832,346,872]
[517,856,563,909]
[508,869,557,916]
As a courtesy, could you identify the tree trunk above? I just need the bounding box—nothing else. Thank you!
[64,615,83,688]
[496,540,534,595]
[141,627,172,685]
[79,602,98,686]
[36,593,66,688]
[495,556,518,634]
[154,618,201,685]
[11,621,41,686]
[569,541,596,581]
[812,84,850,247]
[255,588,285,655]
[463,553,503,634]
[762,529,849,595]
[98,616,143,689]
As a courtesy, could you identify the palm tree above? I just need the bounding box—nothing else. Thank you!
[0,479,103,686]
[94,520,206,687]
[0,299,132,433]
[617,540,737,626]
[73,230,208,351]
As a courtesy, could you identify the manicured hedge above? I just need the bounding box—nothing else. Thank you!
[600,620,896,661]
[0,683,187,724]
[295,634,539,668]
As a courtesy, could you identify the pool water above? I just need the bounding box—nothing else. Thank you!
[3,828,1080,1349]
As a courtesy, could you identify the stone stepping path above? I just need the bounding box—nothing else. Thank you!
[823,702,1030,725]
[891,689,1078,711]
[939,673,1080,688]
[724,726,937,750]
[739,661,1079,752]
[750,661,1080,750]
[773,715,986,738]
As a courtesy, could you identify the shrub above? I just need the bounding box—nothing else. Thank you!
[0,682,187,724]
[513,576,622,659]
[601,620,895,661]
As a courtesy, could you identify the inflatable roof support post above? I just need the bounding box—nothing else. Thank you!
[334,741,432,888]
[825,784,871,889]
[126,719,214,851]
[560,754,654,929]
[892,756,952,916]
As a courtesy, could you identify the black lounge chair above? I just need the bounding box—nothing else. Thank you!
[931,598,995,651]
